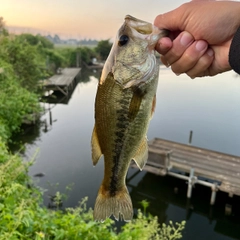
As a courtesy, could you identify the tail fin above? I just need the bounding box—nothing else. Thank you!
[93,185,133,222]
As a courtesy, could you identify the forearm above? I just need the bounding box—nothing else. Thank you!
[228,2,240,74]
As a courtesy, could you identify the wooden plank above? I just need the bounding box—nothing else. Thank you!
[146,138,240,197]
[151,138,240,163]
[47,76,73,86]
[149,139,240,171]
[41,68,81,96]
[150,143,239,166]
[148,146,240,178]
[44,68,81,87]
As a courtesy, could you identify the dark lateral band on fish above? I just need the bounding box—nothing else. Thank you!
[110,91,131,197]
[91,15,167,222]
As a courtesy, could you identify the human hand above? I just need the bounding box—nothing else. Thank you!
[154,1,240,78]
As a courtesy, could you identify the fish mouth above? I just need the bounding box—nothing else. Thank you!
[125,15,154,35]
[124,15,168,47]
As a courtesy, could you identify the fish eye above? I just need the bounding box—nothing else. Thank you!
[118,35,129,46]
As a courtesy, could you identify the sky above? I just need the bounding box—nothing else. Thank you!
[1,0,186,40]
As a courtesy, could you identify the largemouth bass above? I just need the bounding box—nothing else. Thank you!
[91,15,167,222]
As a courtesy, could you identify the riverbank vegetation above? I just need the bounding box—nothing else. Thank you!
[0,36,41,141]
[0,140,185,239]
[0,18,185,239]
[0,19,111,141]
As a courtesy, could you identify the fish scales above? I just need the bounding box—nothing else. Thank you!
[91,15,167,222]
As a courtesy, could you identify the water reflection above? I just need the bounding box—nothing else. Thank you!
[11,67,240,240]
[80,67,102,83]
[127,169,240,240]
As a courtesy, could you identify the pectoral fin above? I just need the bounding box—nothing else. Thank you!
[151,94,156,119]
[132,137,148,170]
[91,125,102,166]
[128,87,146,122]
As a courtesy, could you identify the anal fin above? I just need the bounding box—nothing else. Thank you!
[91,125,102,166]
[132,137,148,170]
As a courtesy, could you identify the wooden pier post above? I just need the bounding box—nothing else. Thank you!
[44,119,48,132]
[210,183,218,205]
[76,51,80,67]
[188,130,193,145]
[49,111,52,125]
[187,168,196,198]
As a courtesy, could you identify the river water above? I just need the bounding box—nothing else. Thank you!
[15,66,240,239]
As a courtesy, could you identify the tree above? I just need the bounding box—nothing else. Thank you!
[43,48,66,71]
[0,60,40,140]
[0,16,5,30]
[0,17,8,36]
[37,35,54,49]
[17,33,54,49]
[79,47,96,65]
[0,35,46,91]
[95,39,112,60]
[53,34,61,44]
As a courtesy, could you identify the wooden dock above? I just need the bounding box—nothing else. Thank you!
[132,138,240,205]
[41,68,81,96]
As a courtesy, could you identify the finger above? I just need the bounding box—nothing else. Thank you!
[155,37,172,55]
[163,31,194,65]
[170,40,208,74]
[186,48,214,78]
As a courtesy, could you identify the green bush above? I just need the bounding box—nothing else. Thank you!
[43,48,67,72]
[0,35,46,91]
[95,39,112,60]
[0,139,185,240]
[54,47,97,67]
[52,48,75,67]
[78,47,96,65]
[0,60,41,141]
[17,34,54,49]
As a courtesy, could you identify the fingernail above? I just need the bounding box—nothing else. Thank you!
[207,48,214,57]
[195,40,207,52]
[180,32,193,46]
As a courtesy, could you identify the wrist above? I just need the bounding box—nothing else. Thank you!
[229,27,240,74]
